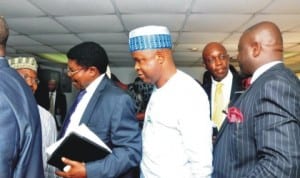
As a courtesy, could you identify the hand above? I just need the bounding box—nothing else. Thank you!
[55,157,87,178]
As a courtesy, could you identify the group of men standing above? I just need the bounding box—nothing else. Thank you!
[0,13,299,178]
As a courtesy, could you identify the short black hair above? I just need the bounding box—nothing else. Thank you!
[67,41,109,73]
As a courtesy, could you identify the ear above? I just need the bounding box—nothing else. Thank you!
[251,41,261,58]
[155,50,165,64]
[88,66,100,76]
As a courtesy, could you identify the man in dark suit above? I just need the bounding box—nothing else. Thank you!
[56,42,141,178]
[201,42,244,136]
[47,79,67,129]
[36,79,67,130]
[0,16,44,177]
[213,21,300,177]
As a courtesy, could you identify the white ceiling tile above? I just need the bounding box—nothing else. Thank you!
[30,34,82,45]
[222,43,238,52]
[193,0,272,13]
[184,14,252,32]
[14,45,59,53]
[102,44,130,52]
[116,0,192,13]
[284,43,299,50]
[289,24,300,32]
[78,33,128,44]
[222,33,243,44]
[285,45,300,52]
[7,17,68,34]
[9,30,19,35]
[238,15,300,32]
[282,32,300,43]
[54,45,75,53]
[31,0,114,16]
[0,1,45,17]
[7,35,42,46]
[174,44,206,52]
[173,52,202,60]
[178,32,229,43]
[56,16,123,33]
[6,47,16,54]
[263,0,300,13]
[123,14,185,31]
[107,52,132,60]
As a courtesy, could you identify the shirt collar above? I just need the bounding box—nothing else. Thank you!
[251,61,282,84]
[212,70,233,85]
[85,73,105,93]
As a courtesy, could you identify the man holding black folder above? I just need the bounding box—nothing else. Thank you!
[55,42,142,178]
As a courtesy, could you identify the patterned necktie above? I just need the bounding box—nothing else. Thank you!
[212,82,224,130]
[49,92,55,115]
[59,89,87,138]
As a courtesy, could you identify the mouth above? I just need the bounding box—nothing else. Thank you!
[137,73,144,78]
[215,68,226,74]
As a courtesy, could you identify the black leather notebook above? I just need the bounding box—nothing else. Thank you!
[47,132,111,170]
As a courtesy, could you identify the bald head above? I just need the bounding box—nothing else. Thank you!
[237,21,283,75]
[246,21,283,53]
[202,42,227,59]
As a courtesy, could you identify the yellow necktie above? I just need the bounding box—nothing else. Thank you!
[212,82,224,130]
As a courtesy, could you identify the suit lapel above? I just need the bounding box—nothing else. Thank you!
[214,82,252,145]
[79,76,109,124]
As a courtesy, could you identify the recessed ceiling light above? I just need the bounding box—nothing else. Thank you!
[189,47,199,52]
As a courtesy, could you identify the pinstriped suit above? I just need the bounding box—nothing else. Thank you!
[213,63,300,178]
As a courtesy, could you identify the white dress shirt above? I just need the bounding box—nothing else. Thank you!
[64,74,105,137]
[141,70,213,178]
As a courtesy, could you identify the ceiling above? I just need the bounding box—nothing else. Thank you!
[1,0,300,74]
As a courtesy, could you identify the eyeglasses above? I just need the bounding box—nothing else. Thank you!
[66,68,85,76]
[21,74,40,84]
[205,54,229,64]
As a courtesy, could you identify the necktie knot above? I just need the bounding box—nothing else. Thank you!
[242,77,252,89]
[216,82,223,89]
[77,89,87,101]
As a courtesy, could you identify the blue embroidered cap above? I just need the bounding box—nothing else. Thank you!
[129,25,172,52]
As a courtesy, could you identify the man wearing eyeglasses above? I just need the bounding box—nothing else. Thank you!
[8,56,58,178]
[56,42,141,178]
[201,42,244,138]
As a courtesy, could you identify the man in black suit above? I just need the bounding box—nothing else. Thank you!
[47,79,67,129]
[213,21,300,177]
[201,42,244,136]
[36,79,67,130]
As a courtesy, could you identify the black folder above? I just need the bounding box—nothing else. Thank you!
[47,132,111,170]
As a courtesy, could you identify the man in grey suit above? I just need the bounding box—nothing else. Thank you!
[56,42,141,178]
[213,21,300,177]
[0,16,45,177]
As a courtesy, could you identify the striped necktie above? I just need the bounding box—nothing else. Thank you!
[59,89,86,138]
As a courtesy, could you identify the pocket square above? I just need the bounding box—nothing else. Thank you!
[225,107,244,123]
